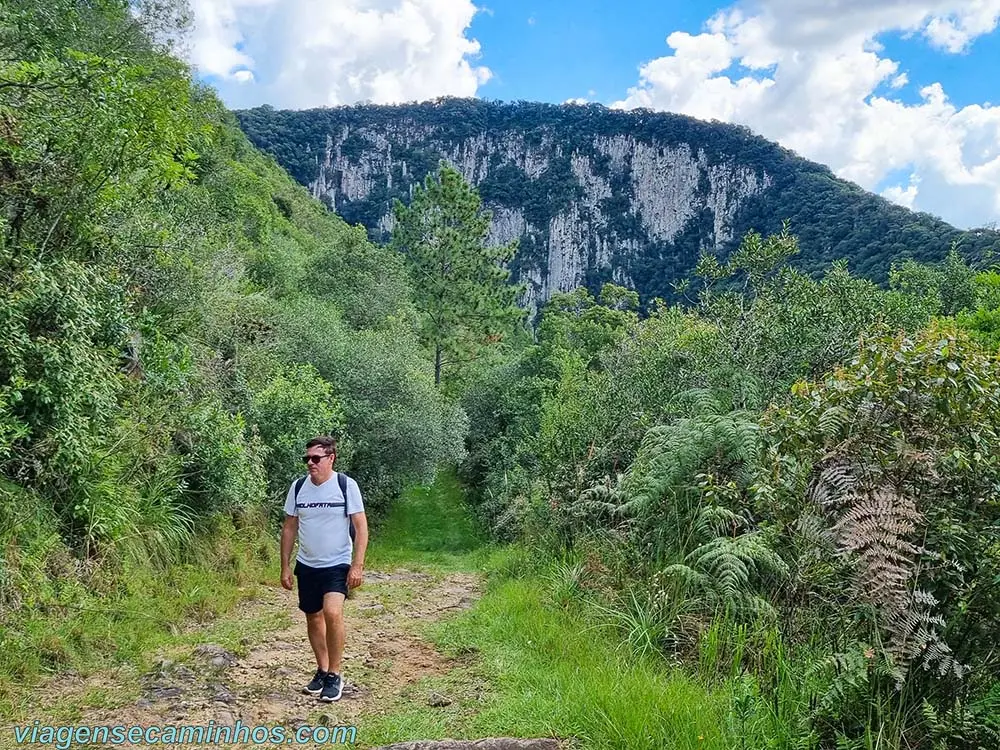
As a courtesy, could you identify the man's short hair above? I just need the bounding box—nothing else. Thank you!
[305,436,338,454]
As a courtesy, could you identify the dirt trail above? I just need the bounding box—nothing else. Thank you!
[31,568,483,748]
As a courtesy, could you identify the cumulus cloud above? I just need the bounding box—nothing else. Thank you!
[614,0,1000,229]
[924,1,1000,51]
[187,0,264,79]
[187,0,490,109]
[883,175,921,209]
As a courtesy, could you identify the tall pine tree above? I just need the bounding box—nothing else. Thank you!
[391,163,523,387]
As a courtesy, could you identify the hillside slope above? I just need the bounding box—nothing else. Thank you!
[0,0,463,710]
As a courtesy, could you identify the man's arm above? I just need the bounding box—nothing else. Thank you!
[348,512,368,588]
[280,514,298,590]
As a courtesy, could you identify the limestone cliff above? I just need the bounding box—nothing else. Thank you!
[236,98,997,306]
[304,122,767,309]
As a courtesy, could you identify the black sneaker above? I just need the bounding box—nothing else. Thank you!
[320,672,343,702]
[303,669,326,696]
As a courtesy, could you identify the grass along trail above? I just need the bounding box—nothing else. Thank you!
[6,472,738,749]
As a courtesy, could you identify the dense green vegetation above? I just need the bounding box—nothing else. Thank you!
[459,227,1000,748]
[0,0,462,710]
[234,98,1000,303]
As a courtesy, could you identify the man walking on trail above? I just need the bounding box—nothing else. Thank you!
[280,436,368,702]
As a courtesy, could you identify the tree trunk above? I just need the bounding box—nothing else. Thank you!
[435,343,442,386]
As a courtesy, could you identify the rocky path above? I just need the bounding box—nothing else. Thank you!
[25,568,545,749]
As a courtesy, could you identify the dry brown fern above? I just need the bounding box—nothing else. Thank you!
[808,462,965,685]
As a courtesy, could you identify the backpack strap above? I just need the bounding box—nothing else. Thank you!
[337,472,356,543]
[293,475,308,500]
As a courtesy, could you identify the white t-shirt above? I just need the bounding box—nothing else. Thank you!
[284,473,364,568]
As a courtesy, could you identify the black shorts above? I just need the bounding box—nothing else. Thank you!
[293,561,350,614]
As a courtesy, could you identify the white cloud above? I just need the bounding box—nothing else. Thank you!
[613,0,1000,229]
[187,0,490,109]
[566,90,600,105]
[187,0,265,79]
[883,175,921,209]
[924,1,1000,51]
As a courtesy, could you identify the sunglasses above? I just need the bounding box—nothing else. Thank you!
[302,453,332,465]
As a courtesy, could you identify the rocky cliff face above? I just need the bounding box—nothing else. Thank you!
[306,121,769,309]
[236,99,997,307]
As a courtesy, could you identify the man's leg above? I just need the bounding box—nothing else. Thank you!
[322,592,346,675]
[305,610,328,672]
[297,567,330,696]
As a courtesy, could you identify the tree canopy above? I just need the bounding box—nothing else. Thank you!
[390,162,524,388]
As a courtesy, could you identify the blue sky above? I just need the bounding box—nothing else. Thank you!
[189,0,1000,229]
[470,0,714,104]
[471,1,1000,110]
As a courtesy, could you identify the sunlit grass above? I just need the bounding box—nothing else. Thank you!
[423,554,735,750]
[357,476,745,750]
[365,469,490,573]
[0,520,275,722]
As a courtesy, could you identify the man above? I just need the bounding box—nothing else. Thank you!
[280,436,369,702]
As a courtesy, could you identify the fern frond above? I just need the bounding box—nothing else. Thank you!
[668,387,729,417]
[661,562,709,590]
[807,647,872,715]
[683,526,788,608]
[578,475,627,520]
[690,538,751,602]
[818,405,852,438]
[698,504,745,536]
[808,465,964,683]
[622,411,762,521]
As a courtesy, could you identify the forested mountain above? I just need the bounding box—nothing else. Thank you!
[235,99,999,307]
